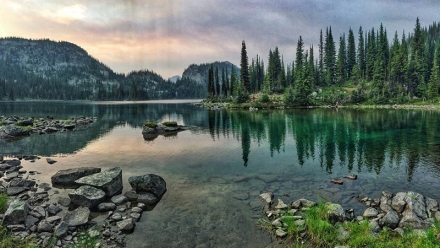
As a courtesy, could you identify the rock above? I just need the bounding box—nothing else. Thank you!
[137,193,159,205]
[326,203,345,223]
[54,221,69,238]
[343,174,357,180]
[3,199,29,225]
[435,211,440,221]
[111,195,128,205]
[25,215,39,228]
[51,167,101,186]
[111,213,123,221]
[58,197,71,207]
[46,158,57,164]
[68,185,106,208]
[131,207,143,213]
[128,174,167,198]
[399,211,430,229]
[330,178,343,185]
[5,171,19,179]
[275,228,287,238]
[379,209,400,229]
[425,197,438,218]
[300,199,317,208]
[274,199,288,209]
[63,207,90,227]
[7,187,28,196]
[294,219,305,226]
[117,219,135,232]
[38,220,53,232]
[7,224,26,232]
[75,167,122,197]
[130,213,141,222]
[0,125,30,139]
[47,204,62,216]
[369,220,380,233]
[46,216,62,224]
[259,192,274,204]
[16,118,33,126]
[402,191,428,220]
[97,203,116,212]
[124,190,139,201]
[391,192,407,213]
[363,207,379,218]
[271,218,282,227]
[9,178,36,188]
[32,206,46,218]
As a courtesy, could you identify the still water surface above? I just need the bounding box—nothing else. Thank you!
[1,100,440,247]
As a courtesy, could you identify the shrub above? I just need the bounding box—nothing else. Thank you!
[162,121,178,127]
[259,94,270,103]
[144,121,157,128]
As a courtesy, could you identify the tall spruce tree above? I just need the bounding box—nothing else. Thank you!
[324,27,336,85]
[240,40,250,93]
[347,28,356,78]
[295,36,304,84]
[427,57,439,100]
[357,26,366,79]
[215,67,220,97]
[318,29,324,85]
[336,34,347,84]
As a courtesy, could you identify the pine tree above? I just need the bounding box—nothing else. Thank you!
[230,64,237,96]
[390,31,401,95]
[427,57,439,100]
[336,34,347,84]
[295,36,304,84]
[240,40,250,93]
[215,67,220,97]
[221,68,227,98]
[318,29,324,85]
[357,26,366,79]
[324,27,336,85]
[347,28,356,78]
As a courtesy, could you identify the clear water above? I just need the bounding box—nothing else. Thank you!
[2,101,440,247]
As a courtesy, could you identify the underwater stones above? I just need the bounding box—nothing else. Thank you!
[75,167,122,197]
[330,178,343,185]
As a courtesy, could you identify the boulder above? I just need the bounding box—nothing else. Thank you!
[117,218,135,232]
[128,174,167,198]
[363,207,379,218]
[137,193,160,205]
[9,178,36,188]
[46,158,57,164]
[97,202,116,211]
[37,220,53,232]
[402,192,427,219]
[111,194,128,205]
[16,118,33,126]
[399,210,430,229]
[7,187,28,196]
[75,167,122,197]
[3,199,29,225]
[68,185,106,208]
[379,209,400,229]
[63,207,90,227]
[391,192,407,213]
[54,221,69,238]
[326,203,345,223]
[51,167,101,187]
[274,199,288,209]
[0,125,30,139]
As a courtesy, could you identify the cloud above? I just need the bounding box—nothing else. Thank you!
[1,0,440,78]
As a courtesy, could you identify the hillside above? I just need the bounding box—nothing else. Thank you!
[182,61,240,85]
[0,37,219,100]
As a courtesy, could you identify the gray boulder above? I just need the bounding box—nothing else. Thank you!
[379,209,400,229]
[38,220,53,232]
[128,174,167,198]
[97,202,116,211]
[0,125,30,139]
[51,167,101,187]
[117,218,135,232]
[400,210,430,229]
[63,207,90,227]
[326,203,345,223]
[3,199,29,225]
[363,207,379,218]
[75,167,122,197]
[111,194,128,205]
[68,185,106,208]
[54,221,69,238]
[403,191,427,219]
[137,193,160,205]
[391,192,407,213]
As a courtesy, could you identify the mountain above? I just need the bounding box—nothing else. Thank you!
[168,75,181,83]
[0,37,124,100]
[182,61,240,85]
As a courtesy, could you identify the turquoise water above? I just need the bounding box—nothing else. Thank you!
[1,101,440,247]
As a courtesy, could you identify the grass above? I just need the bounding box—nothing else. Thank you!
[162,121,178,127]
[144,121,157,128]
[261,202,440,248]
[71,231,100,248]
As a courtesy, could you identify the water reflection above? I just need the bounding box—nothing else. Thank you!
[206,109,440,181]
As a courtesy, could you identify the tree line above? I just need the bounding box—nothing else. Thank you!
[207,18,440,105]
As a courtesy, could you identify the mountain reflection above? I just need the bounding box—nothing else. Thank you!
[207,109,440,181]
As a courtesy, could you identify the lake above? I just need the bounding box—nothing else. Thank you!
[1,100,440,247]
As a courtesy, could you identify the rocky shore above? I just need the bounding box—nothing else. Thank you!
[142,121,191,141]
[261,190,440,246]
[0,156,167,247]
[0,115,96,140]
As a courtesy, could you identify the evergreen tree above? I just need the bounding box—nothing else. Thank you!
[318,29,324,85]
[408,17,425,96]
[390,31,401,95]
[240,40,250,93]
[357,26,366,79]
[336,34,347,84]
[347,28,356,78]
[427,57,439,101]
[215,67,220,97]
[230,64,237,96]
[324,27,336,85]
[221,68,228,98]
[295,36,304,83]
[366,28,376,81]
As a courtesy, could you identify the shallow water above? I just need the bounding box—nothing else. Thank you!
[2,101,440,247]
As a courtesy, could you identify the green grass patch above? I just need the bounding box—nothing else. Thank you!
[0,194,8,212]
[162,121,178,127]
[144,121,157,128]
[71,231,100,248]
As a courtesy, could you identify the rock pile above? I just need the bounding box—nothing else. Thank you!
[1,157,167,247]
[141,123,189,141]
[0,115,96,140]
[261,190,440,242]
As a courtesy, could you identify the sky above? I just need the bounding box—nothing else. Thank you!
[1,0,439,79]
